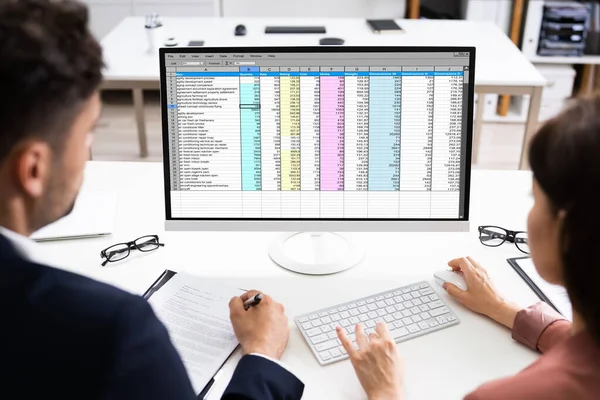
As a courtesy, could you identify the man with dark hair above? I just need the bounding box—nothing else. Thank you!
[0,1,304,399]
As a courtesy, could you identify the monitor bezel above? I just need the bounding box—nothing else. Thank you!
[160,46,475,231]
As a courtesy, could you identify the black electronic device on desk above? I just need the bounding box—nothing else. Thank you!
[265,26,326,34]
[319,37,344,46]
[366,19,403,34]
[234,24,247,36]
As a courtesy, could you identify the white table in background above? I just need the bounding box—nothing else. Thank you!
[37,161,543,399]
[100,17,546,168]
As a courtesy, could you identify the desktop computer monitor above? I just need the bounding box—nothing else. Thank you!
[160,46,475,274]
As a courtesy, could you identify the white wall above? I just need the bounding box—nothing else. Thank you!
[222,0,405,18]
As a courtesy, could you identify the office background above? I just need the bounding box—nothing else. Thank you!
[89,0,594,170]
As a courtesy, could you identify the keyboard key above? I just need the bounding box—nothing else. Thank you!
[315,340,337,352]
[394,303,405,311]
[390,327,409,338]
[402,310,412,317]
[402,317,413,325]
[436,316,448,324]
[358,306,368,313]
[420,284,428,289]
[359,314,369,322]
[412,314,422,322]
[394,296,404,303]
[429,294,439,301]
[410,307,421,315]
[429,300,444,309]
[340,311,350,318]
[340,319,351,327]
[328,331,338,339]
[377,309,387,316]
[311,319,323,327]
[302,322,312,330]
[299,317,309,323]
[419,304,430,312]
[407,324,421,333]
[306,328,321,337]
[348,303,357,309]
[349,316,360,324]
[402,294,413,301]
[393,290,401,295]
[339,346,347,355]
[375,317,385,324]
[393,320,404,328]
[321,325,332,333]
[368,311,378,319]
[331,314,341,321]
[339,306,348,311]
[376,301,386,308]
[309,314,319,320]
[385,299,395,306]
[430,307,450,317]
[375,296,384,301]
[320,351,331,361]
[411,292,421,299]
[365,320,376,328]
[403,300,414,308]
[349,308,359,316]
[420,288,434,296]
[393,312,403,319]
[384,315,394,323]
[311,334,329,344]
[366,298,375,304]
[385,306,396,314]
[321,316,332,324]
[420,311,431,319]
[418,321,430,330]
[330,347,342,358]
[447,315,457,322]
[357,301,366,306]
[385,293,394,298]
[412,298,422,306]
[368,304,377,311]
[429,320,439,328]
[319,312,328,317]
[402,289,411,294]
[329,309,338,314]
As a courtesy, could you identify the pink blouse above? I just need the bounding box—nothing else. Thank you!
[465,302,600,400]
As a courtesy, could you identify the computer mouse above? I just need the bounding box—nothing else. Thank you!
[235,24,247,36]
[434,270,468,291]
[319,37,345,46]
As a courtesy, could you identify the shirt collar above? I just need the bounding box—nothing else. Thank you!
[0,226,47,265]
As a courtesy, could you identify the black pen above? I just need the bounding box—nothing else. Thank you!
[243,293,263,310]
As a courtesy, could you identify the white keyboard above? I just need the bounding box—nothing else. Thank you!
[294,281,459,365]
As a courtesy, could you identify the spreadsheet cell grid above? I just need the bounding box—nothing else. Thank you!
[165,52,471,220]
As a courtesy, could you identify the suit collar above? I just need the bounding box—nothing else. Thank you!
[0,231,26,262]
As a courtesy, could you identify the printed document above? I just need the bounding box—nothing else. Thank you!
[148,272,243,393]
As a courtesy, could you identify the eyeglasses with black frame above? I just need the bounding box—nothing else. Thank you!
[478,226,529,254]
[100,235,165,266]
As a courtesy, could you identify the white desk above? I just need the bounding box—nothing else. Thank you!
[38,161,542,399]
[101,17,546,168]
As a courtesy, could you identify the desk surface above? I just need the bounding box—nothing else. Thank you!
[101,17,545,87]
[37,161,542,399]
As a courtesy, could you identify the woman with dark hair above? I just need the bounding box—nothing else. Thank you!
[336,96,600,400]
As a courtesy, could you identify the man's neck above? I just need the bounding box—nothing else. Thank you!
[0,197,33,236]
[572,309,586,335]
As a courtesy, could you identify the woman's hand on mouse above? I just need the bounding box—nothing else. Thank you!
[444,257,521,329]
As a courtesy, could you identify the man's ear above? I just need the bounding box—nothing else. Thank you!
[14,140,52,199]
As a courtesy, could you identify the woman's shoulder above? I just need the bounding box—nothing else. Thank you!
[465,334,600,400]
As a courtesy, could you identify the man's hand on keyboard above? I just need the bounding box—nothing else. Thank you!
[444,257,521,329]
[337,323,403,400]
[229,290,290,360]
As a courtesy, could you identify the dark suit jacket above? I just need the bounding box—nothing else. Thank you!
[0,233,304,399]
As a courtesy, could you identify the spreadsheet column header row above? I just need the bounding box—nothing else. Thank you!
[167,66,466,72]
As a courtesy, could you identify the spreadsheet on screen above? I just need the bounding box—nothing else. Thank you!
[162,49,473,220]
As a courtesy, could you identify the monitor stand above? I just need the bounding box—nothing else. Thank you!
[268,232,364,275]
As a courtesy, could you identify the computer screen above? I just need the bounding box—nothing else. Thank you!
[161,47,474,228]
